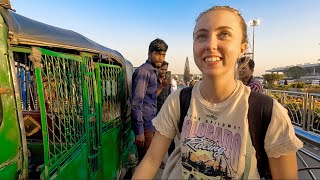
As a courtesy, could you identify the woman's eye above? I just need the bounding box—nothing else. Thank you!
[219,32,231,39]
[196,34,207,41]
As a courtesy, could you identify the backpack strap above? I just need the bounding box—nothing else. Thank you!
[248,91,273,179]
[179,86,193,133]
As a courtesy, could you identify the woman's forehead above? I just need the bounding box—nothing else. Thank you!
[194,10,241,31]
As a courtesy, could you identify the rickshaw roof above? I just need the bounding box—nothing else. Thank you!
[0,7,125,62]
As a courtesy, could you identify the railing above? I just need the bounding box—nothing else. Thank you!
[264,89,320,134]
[264,89,320,179]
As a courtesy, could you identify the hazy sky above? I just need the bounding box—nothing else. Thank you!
[10,0,320,75]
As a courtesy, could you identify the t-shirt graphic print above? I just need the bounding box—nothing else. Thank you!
[181,115,242,180]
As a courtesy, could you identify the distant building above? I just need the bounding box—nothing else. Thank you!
[266,62,319,75]
[266,62,320,79]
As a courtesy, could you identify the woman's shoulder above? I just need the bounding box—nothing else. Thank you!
[167,88,183,101]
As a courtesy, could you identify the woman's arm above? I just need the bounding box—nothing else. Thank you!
[132,131,172,179]
[268,152,298,179]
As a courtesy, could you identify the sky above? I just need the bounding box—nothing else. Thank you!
[10,0,320,76]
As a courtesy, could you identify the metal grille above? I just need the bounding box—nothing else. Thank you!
[266,90,307,128]
[83,55,99,176]
[97,64,122,124]
[39,51,85,170]
[308,94,320,133]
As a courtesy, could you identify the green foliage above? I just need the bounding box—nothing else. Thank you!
[269,91,320,131]
[262,73,284,84]
[284,66,306,79]
[274,85,290,91]
[301,85,320,93]
[290,82,305,88]
[265,83,277,89]
[268,83,320,93]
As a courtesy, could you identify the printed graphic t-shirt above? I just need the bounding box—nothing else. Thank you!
[152,81,303,179]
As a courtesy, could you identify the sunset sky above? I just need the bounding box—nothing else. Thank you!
[11,0,320,75]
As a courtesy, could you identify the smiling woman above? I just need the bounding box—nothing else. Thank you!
[132,5,303,180]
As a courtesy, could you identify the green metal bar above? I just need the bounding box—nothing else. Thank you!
[10,46,32,54]
[47,136,86,172]
[83,56,100,177]
[92,63,102,175]
[35,66,50,179]
[81,58,91,179]
[95,63,104,145]
[98,63,122,69]
[39,48,83,62]
[85,72,94,76]
[7,50,29,179]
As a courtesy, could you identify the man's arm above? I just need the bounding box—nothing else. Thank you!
[157,79,169,96]
[131,68,148,135]
[268,152,298,179]
[132,131,172,179]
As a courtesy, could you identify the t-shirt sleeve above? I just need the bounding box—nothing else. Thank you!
[264,100,303,158]
[152,89,181,139]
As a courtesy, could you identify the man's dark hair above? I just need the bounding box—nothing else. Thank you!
[161,61,169,67]
[149,38,168,53]
[239,56,255,70]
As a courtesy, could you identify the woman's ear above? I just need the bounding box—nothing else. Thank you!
[240,42,248,56]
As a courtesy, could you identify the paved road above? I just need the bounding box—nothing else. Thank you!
[298,142,320,179]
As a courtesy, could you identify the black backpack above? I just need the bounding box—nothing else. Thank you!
[179,86,273,179]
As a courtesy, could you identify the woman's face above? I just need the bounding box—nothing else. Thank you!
[193,9,247,79]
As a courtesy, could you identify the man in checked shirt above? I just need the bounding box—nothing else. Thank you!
[238,56,263,93]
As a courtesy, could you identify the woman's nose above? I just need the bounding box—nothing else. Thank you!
[206,36,218,50]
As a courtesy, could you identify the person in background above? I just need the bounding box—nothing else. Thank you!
[170,75,178,92]
[157,61,170,99]
[133,5,302,179]
[238,57,263,93]
[131,38,168,163]
[156,61,175,169]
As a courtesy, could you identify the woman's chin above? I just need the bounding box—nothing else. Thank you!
[201,70,223,78]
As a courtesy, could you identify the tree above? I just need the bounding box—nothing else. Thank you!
[183,57,191,83]
[262,73,284,84]
[284,66,306,79]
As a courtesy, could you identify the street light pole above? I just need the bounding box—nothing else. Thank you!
[252,24,255,60]
[249,19,260,61]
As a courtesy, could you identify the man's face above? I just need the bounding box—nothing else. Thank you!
[149,51,166,68]
[158,64,168,78]
[238,63,253,81]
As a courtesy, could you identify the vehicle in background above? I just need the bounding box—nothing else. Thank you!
[0,1,137,179]
[311,80,320,86]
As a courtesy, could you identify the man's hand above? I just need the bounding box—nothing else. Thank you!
[157,79,170,96]
[135,134,145,147]
[160,79,169,88]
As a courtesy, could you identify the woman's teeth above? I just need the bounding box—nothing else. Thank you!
[205,57,221,62]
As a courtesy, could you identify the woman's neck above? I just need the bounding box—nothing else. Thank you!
[200,76,237,103]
